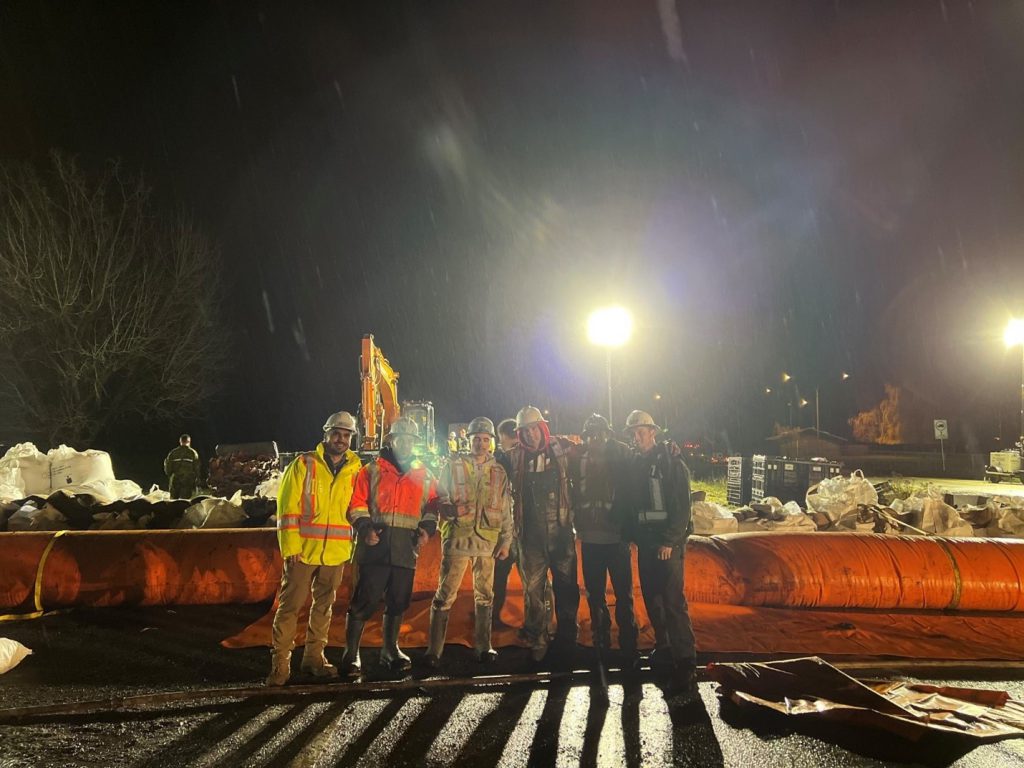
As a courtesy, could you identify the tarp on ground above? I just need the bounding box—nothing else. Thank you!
[708,656,1024,743]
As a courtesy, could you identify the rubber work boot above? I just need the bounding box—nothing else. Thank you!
[265,650,291,686]
[474,605,497,663]
[380,613,412,673]
[340,616,365,678]
[423,607,449,669]
[300,642,339,679]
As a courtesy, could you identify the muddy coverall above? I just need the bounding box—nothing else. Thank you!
[509,439,579,655]
[427,454,513,660]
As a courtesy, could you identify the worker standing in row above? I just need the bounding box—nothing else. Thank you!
[506,405,580,664]
[343,417,439,675]
[266,411,361,686]
[618,409,697,690]
[570,414,638,665]
[423,417,513,667]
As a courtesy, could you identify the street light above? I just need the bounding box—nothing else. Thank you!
[1005,318,1024,444]
[587,306,633,427]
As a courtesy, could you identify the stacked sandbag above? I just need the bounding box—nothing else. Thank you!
[178,491,247,529]
[692,501,739,535]
[890,490,974,537]
[208,443,279,498]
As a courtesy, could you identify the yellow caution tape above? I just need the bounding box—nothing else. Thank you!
[0,530,68,622]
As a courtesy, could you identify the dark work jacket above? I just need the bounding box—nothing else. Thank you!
[616,443,693,548]
[569,438,630,544]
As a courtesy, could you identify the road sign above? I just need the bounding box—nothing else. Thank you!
[934,419,949,440]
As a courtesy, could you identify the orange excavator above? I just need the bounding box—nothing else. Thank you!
[358,333,437,455]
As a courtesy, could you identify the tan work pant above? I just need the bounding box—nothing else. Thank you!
[271,559,345,654]
[431,552,495,610]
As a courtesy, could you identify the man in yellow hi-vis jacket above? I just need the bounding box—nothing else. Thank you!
[266,411,362,687]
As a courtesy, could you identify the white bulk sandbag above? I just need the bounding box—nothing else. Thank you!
[758,501,818,532]
[0,463,24,502]
[61,478,144,503]
[916,498,974,537]
[48,445,115,490]
[997,507,1024,537]
[805,470,878,526]
[179,492,246,529]
[0,443,51,496]
[255,470,282,499]
[692,501,738,535]
[0,638,31,675]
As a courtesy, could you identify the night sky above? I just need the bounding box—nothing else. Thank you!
[3,1,1024,459]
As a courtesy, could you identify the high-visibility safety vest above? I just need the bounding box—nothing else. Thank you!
[347,456,439,569]
[508,439,573,534]
[439,455,510,544]
[276,443,361,566]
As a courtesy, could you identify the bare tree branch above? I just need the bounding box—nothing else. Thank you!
[0,152,228,446]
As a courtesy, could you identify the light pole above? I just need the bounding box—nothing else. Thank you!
[587,306,633,428]
[1005,318,1024,445]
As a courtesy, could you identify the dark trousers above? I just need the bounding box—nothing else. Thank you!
[492,537,519,622]
[347,564,414,621]
[581,541,638,651]
[636,541,696,664]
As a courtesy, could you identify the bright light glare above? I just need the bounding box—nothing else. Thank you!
[782,372,791,382]
[1005,318,1024,348]
[587,306,633,348]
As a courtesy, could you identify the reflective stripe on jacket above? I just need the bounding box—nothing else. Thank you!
[276,443,361,566]
[439,455,512,547]
[347,455,439,568]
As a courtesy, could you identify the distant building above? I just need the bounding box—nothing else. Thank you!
[765,428,846,461]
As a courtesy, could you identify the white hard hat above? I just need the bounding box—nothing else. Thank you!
[623,409,661,433]
[467,417,496,437]
[323,411,357,433]
[386,416,420,440]
[515,405,547,430]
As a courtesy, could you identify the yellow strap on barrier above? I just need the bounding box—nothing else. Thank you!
[0,530,68,622]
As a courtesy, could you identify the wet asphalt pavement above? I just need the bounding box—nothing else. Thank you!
[0,604,1023,767]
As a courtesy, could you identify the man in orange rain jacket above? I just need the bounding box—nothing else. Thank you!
[342,417,439,674]
[266,411,361,687]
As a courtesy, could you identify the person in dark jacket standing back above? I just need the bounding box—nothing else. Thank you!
[570,414,638,664]
[619,409,697,690]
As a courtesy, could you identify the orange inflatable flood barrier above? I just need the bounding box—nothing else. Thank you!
[0,529,280,615]
[4,529,1024,659]
[686,532,1024,612]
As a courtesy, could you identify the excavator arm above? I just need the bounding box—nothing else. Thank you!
[359,333,401,452]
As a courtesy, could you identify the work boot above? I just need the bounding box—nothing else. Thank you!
[380,613,412,673]
[668,662,698,696]
[422,607,450,669]
[340,616,365,678]
[265,650,291,687]
[300,642,339,679]
[618,640,641,671]
[474,605,497,663]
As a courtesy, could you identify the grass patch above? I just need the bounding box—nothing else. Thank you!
[887,475,930,501]
[692,476,727,505]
